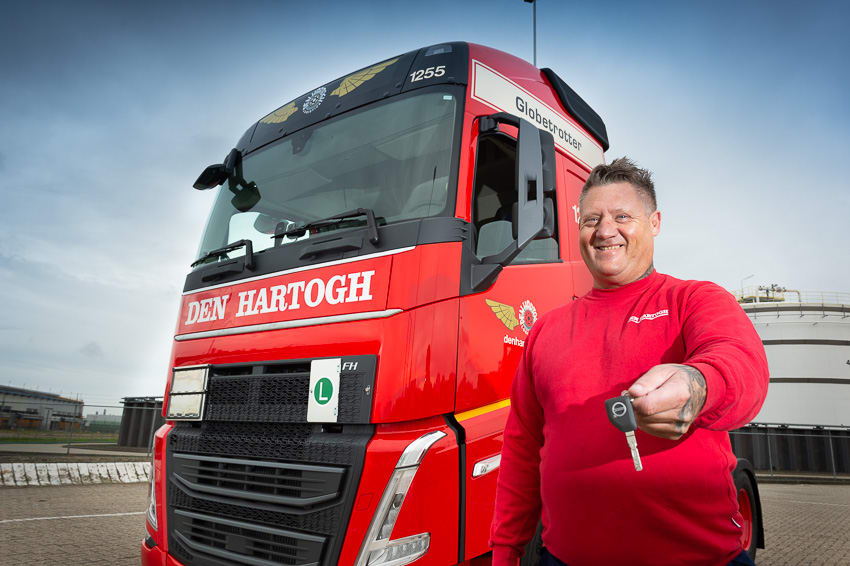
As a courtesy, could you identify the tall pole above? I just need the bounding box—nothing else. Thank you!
[523,0,537,67]
[524,0,537,67]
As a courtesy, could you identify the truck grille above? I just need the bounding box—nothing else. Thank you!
[166,356,375,566]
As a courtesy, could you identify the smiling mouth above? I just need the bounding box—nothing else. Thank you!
[594,244,623,251]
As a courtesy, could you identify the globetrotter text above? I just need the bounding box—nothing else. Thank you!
[515,96,582,152]
[184,270,375,325]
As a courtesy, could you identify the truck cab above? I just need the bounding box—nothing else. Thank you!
[141,42,760,566]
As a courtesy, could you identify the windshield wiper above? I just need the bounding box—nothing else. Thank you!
[191,239,255,269]
[274,207,380,245]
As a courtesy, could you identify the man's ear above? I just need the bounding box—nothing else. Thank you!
[650,210,661,236]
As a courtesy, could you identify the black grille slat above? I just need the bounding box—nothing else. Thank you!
[190,466,305,484]
[188,472,310,490]
[259,362,312,375]
[186,472,303,494]
[172,509,324,566]
[173,454,345,504]
[171,487,345,533]
[187,525,305,553]
[171,421,361,464]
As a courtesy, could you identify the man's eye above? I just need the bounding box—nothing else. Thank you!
[616,214,630,221]
[582,218,599,226]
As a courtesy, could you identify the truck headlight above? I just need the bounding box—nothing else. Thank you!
[354,430,445,566]
[166,366,209,421]
[146,451,157,530]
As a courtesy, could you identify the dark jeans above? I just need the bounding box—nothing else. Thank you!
[540,547,757,565]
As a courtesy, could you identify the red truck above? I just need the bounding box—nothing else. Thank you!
[142,42,763,566]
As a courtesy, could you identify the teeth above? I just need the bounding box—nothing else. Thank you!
[596,245,622,250]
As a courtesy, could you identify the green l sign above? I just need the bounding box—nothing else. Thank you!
[308,358,340,423]
[314,377,333,405]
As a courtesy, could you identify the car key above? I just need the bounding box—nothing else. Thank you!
[604,392,643,471]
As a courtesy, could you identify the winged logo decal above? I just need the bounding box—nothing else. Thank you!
[331,57,400,97]
[485,299,519,331]
[260,101,299,124]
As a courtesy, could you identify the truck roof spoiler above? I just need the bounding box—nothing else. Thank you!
[541,68,609,152]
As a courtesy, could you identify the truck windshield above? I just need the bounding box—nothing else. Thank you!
[195,89,459,266]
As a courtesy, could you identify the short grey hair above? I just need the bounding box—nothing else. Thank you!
[580,157,657,213]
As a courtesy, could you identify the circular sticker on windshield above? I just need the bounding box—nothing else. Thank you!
[302,86,327,114]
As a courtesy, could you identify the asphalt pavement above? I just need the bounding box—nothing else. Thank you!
[0,483,847,565]
[0,483,147,565]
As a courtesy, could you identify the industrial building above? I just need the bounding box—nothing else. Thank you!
[0,385,84,431]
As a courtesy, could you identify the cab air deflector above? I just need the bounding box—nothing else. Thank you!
[541,67,609,151]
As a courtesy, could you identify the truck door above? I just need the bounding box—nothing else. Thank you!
[561,159,595,297]
[454,126,573,560]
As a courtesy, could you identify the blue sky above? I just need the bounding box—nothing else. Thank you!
[1,0,848,409]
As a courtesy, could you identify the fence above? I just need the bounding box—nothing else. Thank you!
[0,399,164,456]
[730,424,850,478]
[735,287,850,305]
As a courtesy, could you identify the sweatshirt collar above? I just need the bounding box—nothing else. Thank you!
[586,270,662,301]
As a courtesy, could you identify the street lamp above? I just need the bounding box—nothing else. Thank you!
[523,0,536,66]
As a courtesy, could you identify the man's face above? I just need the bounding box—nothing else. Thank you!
[579,182,661,289]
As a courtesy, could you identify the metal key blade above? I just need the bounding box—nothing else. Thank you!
[605,393,643,472]
[626,431,643,471]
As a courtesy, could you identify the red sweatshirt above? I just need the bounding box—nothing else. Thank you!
[489,271,769,566]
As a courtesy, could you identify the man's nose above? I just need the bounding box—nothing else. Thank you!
[596,215,618,238]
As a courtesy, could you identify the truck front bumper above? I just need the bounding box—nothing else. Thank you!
[141,537,165,566]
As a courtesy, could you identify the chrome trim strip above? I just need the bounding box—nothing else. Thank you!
[472,454,501,478]
[174,309,403,341]
[184,246,415,296]
[396,430,447,468]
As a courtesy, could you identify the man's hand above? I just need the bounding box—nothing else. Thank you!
[627,364,707,440]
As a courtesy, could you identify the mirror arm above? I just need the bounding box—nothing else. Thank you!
[242,239,255,271]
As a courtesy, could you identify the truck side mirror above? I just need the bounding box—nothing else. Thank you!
[476,113,554,265]
[540,129,555,193]
[193,164,228,190]
[192,148,240,190]
[470,113,556,291]
[514,118,545,250]
[512,196,554,240]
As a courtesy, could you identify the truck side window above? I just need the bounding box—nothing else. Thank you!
[472,133,559,263]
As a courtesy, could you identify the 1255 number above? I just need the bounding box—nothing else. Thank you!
[409,65,446,82]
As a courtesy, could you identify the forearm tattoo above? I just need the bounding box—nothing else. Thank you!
[674,364,707,432]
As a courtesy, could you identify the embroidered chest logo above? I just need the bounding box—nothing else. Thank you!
[628,309,669,324]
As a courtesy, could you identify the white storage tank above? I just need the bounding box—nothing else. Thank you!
[737,286,850,427]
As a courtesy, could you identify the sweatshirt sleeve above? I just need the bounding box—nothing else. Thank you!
[489,323,546,566]
[681,283,770,431]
